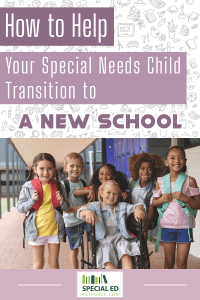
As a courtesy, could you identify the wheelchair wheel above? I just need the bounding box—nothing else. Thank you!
[132,220,152,269]
[133,237,151,269]
[81,225,97,269]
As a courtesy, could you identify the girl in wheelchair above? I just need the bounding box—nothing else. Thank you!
[77,180,145,269]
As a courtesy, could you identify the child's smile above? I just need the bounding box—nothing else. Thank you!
[99,166,114,184]
[138,162,153,185]
[165,148,186,174]
[101,184,119,206]
[64,158,83,182]
[33,160,55,185]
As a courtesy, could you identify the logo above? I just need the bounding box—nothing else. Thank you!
[82,273,108,285]
[77,272,123,297]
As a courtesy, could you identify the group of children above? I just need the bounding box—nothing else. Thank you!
[17,146,200,270]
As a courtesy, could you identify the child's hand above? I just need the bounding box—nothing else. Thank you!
[161,193,173,203]
[121,191,128,201]
[56,191,63,203]
[32,190,39,202]
[85,210,97,226]
[173,192,189,203]
[87,189,95,202]
[134,206,145,222]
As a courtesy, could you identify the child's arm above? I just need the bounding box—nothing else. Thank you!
[126,203,146,222]
[73,186,95,202]
[134,205,146,222]
[73,188,90,197]
[173,177,200,209]
[152,181,173,207]
[77,202,98,225]
[79,210,97,225]
[59,183,70,211]
[16,187,37,213]
[64,202,91,213]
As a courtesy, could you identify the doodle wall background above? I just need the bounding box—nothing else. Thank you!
[0,0,199,138]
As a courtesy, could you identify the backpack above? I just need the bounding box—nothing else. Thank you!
[126,179,158,233]
[155,172,197,252]
[23,179,65,248]
[62,178,87,203]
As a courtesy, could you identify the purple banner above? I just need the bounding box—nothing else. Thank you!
[0,8,114,46]
[0,269,199,300]
[0,52,186,104]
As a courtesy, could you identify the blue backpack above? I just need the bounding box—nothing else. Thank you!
[155,172,197,252]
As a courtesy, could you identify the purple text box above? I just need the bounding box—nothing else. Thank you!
[0,52,186,104]
[0,8,114,46]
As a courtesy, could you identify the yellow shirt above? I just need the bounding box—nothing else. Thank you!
[36,184,57,236]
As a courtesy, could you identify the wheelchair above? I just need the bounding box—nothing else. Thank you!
[80,219,152,269]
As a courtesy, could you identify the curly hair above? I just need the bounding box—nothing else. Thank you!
[128,152,165,182]
[91,164,129,195]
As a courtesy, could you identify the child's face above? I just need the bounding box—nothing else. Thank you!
[101,184,119,206]
[33,160,55,185]
[138,162,153,183]
[64,158,83,181]
[99,166,114,184]
[165,148,186,173]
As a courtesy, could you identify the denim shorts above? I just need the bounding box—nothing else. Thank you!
[66,222,91,250]
[161,228,194,243]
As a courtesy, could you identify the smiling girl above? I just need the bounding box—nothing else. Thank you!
[153,146,200,269]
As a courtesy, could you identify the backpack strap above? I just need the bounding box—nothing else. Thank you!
[32,178,60,212]
[80,178,88,202]
[63,178,70,197]
[130,179,139,196]
[63,178,88,202]
[127,179,138,204]
[80,178,86,188]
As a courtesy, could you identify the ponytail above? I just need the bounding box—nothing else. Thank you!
[54,169,61,192]
[26,166,35,181]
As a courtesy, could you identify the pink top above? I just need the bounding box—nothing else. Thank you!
[153,176,199,229]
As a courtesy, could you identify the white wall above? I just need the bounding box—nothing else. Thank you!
[185,146,200,258]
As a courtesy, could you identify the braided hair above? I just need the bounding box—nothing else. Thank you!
[27,153,61,192]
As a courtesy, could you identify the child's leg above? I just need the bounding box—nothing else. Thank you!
[121,254,133,269]
[104,262,117,269]
[176,243,191,269]
[32,245,45,269]
[48,243,60,269]
[70,248,79,269]
[163,242,176,269]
